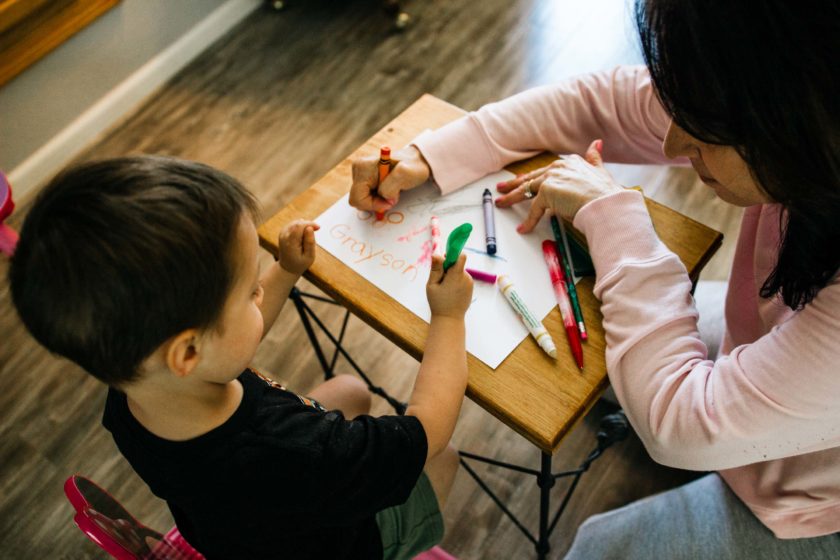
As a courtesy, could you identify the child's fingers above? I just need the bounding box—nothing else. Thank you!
[291,219,318,231]
[446,253,468,277]
[445,255,473,297]
[441,254,468,286]
[285,221,317,246]
[279,222,299,245]
[428,254,444,284]
[302,226,316,255]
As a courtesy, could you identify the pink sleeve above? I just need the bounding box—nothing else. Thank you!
[573,192,840,470]
[413,65,680,194]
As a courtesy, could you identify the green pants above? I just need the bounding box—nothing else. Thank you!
[376,472,444,560]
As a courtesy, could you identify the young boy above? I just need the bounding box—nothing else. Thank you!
[9,156,473,559]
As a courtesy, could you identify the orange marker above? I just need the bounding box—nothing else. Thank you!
[375,146,391,221]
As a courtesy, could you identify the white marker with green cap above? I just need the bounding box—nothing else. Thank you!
[497,274,557,359]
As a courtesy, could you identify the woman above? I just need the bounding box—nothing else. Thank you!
[349,0,840,557]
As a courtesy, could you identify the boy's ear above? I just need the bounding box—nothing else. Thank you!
[164,329,202,378]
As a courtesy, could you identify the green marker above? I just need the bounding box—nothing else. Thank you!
[550,216,588,340]
[443,223,473,271]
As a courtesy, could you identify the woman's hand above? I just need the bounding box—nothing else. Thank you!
[349,146,431,213]
[495,139,624,233]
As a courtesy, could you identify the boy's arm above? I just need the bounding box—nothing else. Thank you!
[257,263,301,338]
[406,254,472,462]
[259,220,319,339]
[406,315,467,461]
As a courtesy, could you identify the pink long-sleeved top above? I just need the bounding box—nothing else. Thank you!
[413,65,840,539]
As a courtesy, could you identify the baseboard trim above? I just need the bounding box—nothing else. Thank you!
[9,0,262,205]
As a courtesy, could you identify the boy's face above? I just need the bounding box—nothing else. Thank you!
[197,213,265,382]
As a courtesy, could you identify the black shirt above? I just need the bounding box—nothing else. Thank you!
[102,369,427,559]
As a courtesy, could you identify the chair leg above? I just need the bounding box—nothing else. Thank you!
[265,0,411,30]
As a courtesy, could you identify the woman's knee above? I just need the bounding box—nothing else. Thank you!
[576,511,615,542]
[564,511,634,560]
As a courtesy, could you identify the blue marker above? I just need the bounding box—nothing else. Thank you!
[482,188,497,255]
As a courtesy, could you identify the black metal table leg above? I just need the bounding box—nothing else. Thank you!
[290,287,407,414]
[536,452,555,558]
[290,288,334,378]
[458,411,630,558]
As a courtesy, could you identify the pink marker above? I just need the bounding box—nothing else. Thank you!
[542,240,584,369]
[466,268,497,284]
[430,216,441,256]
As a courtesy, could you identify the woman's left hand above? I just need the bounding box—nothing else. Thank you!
[495,139,624,233]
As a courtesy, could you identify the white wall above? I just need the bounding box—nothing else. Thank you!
[0,0,262,198]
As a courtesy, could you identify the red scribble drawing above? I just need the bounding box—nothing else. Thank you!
[411,215,440,266]
[430,216,441,255]
[397,224,430,243]
[415,239,434,266]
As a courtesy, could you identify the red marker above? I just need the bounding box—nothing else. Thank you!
[542,240,584,369]
[375,146,391,221]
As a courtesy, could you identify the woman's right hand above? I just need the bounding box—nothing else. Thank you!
[426,254,473,319]
[349,146,431,213]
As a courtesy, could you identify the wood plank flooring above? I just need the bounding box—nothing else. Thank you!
[0,0,742,557]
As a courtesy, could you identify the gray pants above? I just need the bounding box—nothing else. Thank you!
[564,474,840,559]
[568,282,840,558]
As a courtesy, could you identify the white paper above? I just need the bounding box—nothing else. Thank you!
[315,171,558,368]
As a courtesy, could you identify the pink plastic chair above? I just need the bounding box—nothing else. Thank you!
[416,546,458,560]
[64,476,203,560]
[64,475,456,559]
[0,172,19,257]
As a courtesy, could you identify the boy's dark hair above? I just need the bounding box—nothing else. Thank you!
[9,156,259,385]
[637,0,840,310]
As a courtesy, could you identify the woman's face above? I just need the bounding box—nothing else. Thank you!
[663,121,772,207]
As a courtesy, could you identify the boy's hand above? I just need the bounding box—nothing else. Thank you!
[277,220,319,275]
[426,254,473,319]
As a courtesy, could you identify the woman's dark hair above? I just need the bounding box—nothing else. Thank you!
[636,0,840,309]
[9,156,259,385]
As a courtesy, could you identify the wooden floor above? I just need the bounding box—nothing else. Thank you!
[0,0,743,558]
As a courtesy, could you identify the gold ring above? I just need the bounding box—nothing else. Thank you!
[523,180,535,199]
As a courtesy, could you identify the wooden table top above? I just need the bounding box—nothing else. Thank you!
[259,94,723,454]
